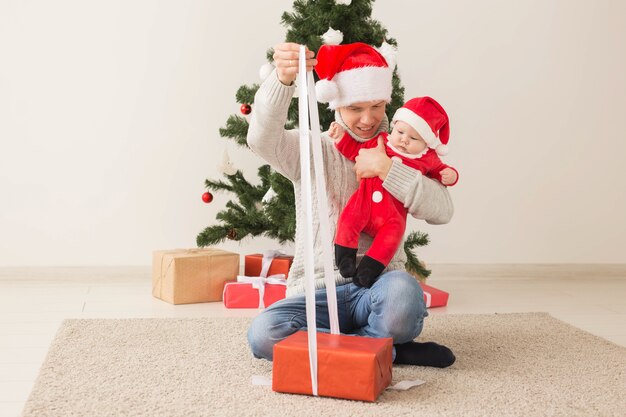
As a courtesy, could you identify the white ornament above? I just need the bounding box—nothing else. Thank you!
[262,187,277,203]
[335,0,352,5]
[372,191,383,203]
[219,149,237,176]
[377,41,397,69]
[259,62,275,81]
[321,27,344,45]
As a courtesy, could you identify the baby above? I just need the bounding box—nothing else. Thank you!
[330,96,459,288]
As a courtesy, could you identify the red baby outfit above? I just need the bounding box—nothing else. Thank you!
[335,132,458,266]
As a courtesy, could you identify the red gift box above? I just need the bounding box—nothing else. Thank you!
[244,253,293,277]
[273,331,393,402]
[420,283,449,308]
[223,281,286,309]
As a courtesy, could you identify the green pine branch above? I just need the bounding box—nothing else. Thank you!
[197,165,297,247]
[404,231,432,280]
[388,70,405,120]
[204,178,234,193]
[263,171,296,242]
[196,224,233,246]
[257,164,272,191]
[218,115,249,146]
[235,85,259,106]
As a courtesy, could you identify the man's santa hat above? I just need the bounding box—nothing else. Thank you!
[314,42,395,110]
[392,97,451,156]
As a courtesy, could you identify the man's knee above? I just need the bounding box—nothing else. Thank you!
[247,311,300,361]
[371,271,426,342]
[247,313,274,360]
[375,271,423,306]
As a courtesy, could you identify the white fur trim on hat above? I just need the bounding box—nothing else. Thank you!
[323,66,393,109]
[392,107,440,149]
[315,79,339,104]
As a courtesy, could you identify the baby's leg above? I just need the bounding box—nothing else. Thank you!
[335,187,372,278]
[355,215,405,287]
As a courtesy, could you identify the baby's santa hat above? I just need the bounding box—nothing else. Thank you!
[392,97,451,156]
[314,42,395,110]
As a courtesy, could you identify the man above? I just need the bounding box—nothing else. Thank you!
[246,42,455,367]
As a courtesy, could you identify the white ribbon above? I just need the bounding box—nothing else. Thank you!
[236,274,287,309]
[296,45,341,397]
[387,378,426,391]
[298,48,319,396]
[307,60,340,336]
[259,249,284,278]
[236,249,286,309]
[424,290,432,308]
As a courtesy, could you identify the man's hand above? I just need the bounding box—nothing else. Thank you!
[272,43,317,86]
[328,122,345,142]
[440,168,458,185]
[353,136,392,181]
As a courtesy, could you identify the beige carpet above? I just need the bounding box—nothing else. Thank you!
[22,313,626,417]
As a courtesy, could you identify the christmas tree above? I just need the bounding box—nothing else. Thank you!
[196,0,431,280]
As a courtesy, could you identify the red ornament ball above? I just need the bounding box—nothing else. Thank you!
[240,104,252,115]
[202,192,213,203]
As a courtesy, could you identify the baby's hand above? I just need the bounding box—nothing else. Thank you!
[328,122,345,141]
[440,168,458,185]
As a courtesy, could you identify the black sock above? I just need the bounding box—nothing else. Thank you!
[353,255,385,288]
[335,244,357,278]
[393,341,456,368]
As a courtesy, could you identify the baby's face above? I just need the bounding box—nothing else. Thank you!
[389,120,427,155]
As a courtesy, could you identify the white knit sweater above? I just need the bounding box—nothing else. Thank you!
[247,71,454,296]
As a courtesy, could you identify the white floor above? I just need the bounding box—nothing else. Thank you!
[1,265,625,417]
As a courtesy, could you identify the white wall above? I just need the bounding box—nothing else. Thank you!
[1,0,625,266]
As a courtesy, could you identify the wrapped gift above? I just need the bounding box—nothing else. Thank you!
[273,331,393,402]
[244,253,293,277]
[223,275,287,308]
[224,250,291,309]
[420,282,449,308]
[152,248,239,305]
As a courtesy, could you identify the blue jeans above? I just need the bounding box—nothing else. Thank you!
[247,270,428,361]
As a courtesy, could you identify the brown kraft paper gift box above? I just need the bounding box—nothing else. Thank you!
[152,248,239,305]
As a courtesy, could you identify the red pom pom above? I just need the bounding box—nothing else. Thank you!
[240,104,252,115]
[202,192,213,203]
